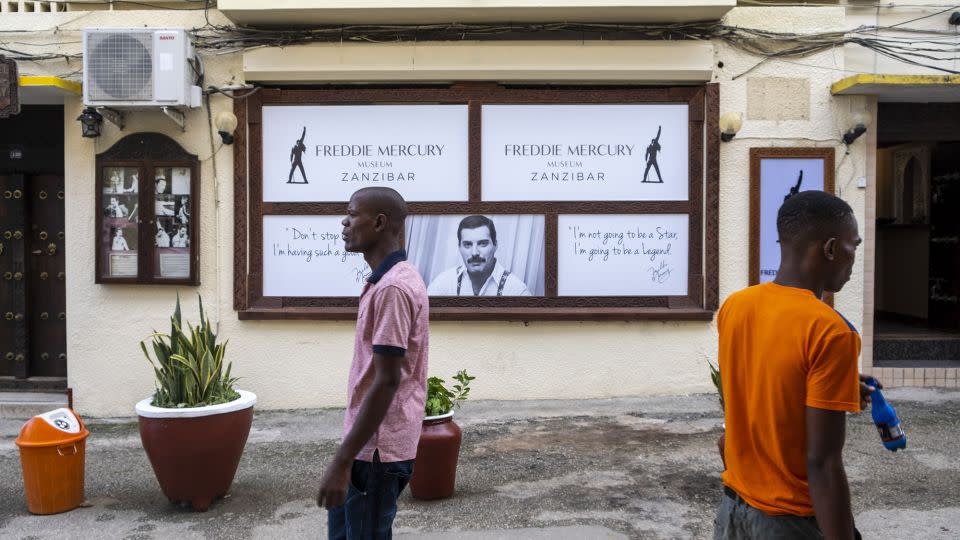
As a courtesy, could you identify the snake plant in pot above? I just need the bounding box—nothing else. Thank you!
[135,294,256,511]
[409,370,474,500]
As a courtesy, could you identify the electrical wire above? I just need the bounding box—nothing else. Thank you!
[2,15,958,76]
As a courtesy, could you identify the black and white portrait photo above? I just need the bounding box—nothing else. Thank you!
[406,215,545,297]
[155,217,189,249]
[103,195,130,218]
[174,195,190,225]
[155,168,172,195]
[110,226,136,252]
[155,194,176,217]
[171,167,191,195]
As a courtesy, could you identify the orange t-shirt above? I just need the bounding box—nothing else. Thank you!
[719,282,861,516]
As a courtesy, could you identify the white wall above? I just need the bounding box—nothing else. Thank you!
[5,6,874,416]
[845,0,960,76]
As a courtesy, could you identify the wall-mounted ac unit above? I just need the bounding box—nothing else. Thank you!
[83,28,202,109]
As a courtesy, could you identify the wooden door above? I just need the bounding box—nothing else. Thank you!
[0,173,66,379]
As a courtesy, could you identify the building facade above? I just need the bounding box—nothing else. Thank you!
[1,1,957,416]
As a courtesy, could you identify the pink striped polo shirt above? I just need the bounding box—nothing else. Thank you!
[344,251,430,462]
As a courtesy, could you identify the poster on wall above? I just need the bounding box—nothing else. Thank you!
[557,214,689,296]
[263,215,370,297]
[750,148,835,285]
[481,104,689,201]
[406,215,545,296]
[261,105,469,202]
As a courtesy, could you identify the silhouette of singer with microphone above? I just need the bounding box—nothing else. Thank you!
[642,126,663,183]
[288,127,308,184]
[784,170,803,201]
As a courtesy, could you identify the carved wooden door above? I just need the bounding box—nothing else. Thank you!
[0,173,66,378]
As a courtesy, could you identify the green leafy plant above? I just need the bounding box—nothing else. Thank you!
[708,361,724,411]
[141,294,240,408]
[424,370,475,417]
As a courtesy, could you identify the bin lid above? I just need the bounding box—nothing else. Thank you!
[15,408,89,448]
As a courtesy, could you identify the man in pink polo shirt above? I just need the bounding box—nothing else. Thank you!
[317,187,429,539]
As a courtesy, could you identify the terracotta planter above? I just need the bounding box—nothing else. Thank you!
[135,390,256,511]
[409,411,462,500]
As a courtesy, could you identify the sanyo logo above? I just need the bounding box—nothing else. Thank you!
[159,35,176,40]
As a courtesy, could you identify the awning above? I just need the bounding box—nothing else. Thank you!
[18,76,82,105]
[831,74,960,103]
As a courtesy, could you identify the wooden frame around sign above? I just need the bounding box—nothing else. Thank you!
[749,147,836,288]
[234,84,720,321]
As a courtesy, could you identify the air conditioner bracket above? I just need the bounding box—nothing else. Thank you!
[95,107,125,131]
[161,106,186,132]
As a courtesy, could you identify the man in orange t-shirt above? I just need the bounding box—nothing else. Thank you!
[715,191,876,540]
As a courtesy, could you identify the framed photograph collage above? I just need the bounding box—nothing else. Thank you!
[235,85,720,320]
[95,133,199,286]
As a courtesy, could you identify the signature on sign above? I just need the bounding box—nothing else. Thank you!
[648,260,673,284]
[352,266,372,284]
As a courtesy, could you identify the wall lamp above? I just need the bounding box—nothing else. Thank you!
[843,111,872,145]
[719,112,742,142]
[949,12,960,25]
[77,107,103,138]
[215,111,238,145]
[76,106,124,138]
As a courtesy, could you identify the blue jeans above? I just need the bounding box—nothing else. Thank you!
[327,454,415,540]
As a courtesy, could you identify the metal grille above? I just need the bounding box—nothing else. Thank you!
[86,32,153,101]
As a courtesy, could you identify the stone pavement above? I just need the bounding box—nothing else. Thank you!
[1,388,959,539]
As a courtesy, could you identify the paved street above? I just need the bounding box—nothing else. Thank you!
[1,388,959,539]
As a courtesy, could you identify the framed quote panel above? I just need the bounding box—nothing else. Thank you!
[235,84,719,320]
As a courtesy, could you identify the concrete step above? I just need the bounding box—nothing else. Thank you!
[874,338,960,362]
[0,391,69,420]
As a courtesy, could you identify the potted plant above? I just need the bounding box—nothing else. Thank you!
[709,361,725,467]
[135,294,256,511]
[409,370,474,500]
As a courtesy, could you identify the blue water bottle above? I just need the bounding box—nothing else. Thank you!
[865,377,907,452]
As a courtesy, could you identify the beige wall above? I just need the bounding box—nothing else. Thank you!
[5,6,875,416]
[845,0,960,76]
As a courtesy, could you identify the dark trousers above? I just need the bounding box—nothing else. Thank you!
[714,486,862,540]
[327,455,414,540]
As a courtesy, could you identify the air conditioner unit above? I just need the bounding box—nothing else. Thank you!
[83,28,202,109]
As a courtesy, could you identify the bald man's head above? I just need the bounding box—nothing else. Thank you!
[352,187,408,236]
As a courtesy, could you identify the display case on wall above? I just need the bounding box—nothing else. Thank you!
[95,133,199,285]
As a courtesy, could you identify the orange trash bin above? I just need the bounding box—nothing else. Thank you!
[15,408,90,514]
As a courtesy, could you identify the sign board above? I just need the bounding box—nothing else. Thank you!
[261,105,469,202]
[481,104,688,201]
[263,215,370,297]
[0,56,20,118]
[558,214,689,296]
[749,148,835,285]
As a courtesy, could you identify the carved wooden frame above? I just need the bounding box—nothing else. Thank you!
[95,133,200,285]
[748,146,836,288]
[235,84,720,320]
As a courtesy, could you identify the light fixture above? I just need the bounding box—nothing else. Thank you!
[215,110,238,145]
[77,107,103,138]
[719,111,742,142]
[843,110,872,145]
[949,12,960,25]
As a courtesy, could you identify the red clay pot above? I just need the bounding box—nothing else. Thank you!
[135,390,256,511]
[409,411,462,500]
